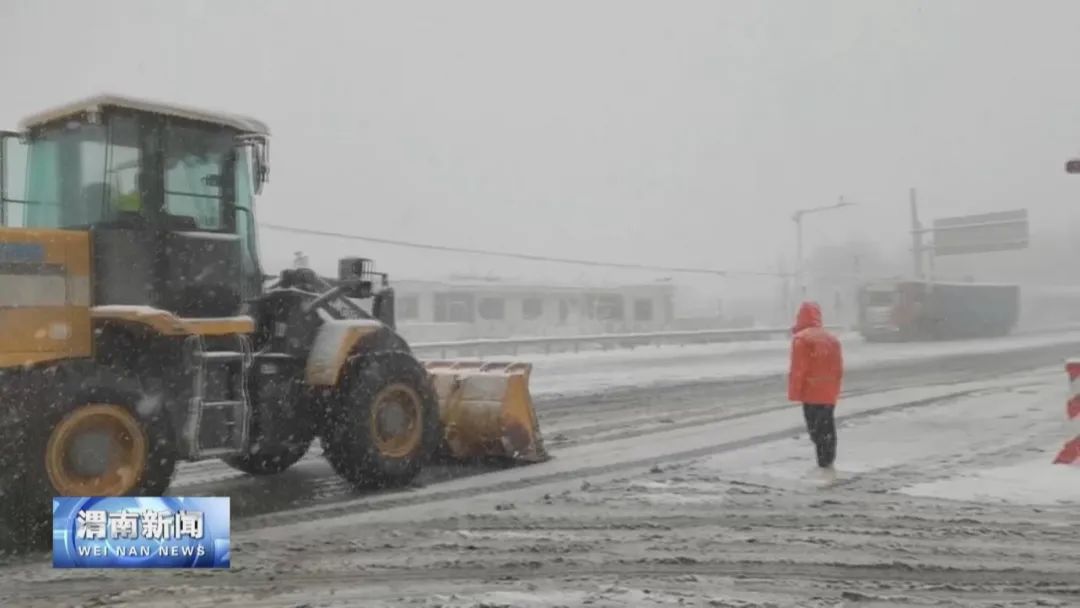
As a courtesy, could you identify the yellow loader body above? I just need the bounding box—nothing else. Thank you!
[0,94,552,523]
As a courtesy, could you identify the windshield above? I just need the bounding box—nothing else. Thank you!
[5,117,250,234]
[22,122,106,229]
[9,117,145,229]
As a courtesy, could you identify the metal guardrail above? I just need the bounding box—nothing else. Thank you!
[409,325,846,358]
[409,322,1080,359]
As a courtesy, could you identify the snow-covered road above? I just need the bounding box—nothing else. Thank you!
[155,327,1080,495]
[3,337,1079,607]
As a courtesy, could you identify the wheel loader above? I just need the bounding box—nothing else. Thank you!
[0,94,547,541]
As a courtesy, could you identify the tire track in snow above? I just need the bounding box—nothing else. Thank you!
[226,387,989,532]
[7,556,1078,598]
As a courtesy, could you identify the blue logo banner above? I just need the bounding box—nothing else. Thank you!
[0,242,45,263]
[52,496,230,568]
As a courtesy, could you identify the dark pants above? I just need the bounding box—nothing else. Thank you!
[802,404,836,468]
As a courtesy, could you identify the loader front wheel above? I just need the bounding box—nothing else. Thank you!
[322,351,440,489]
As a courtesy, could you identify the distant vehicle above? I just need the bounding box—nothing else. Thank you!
[857,279,1019,341]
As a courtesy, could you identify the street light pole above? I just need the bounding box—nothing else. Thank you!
[909,187,924,279]
[792,196,857,302]
[794,210,804,298]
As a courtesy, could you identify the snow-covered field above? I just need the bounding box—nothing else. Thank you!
[5,364,1078,607]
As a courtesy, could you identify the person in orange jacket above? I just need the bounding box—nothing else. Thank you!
[788,301,844,470]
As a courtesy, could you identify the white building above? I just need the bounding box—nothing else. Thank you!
[392,278,677,342]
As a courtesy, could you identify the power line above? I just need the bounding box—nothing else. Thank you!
[258,222,787,278]
[260,223,1080,289]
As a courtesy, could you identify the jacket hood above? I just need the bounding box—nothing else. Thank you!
[792,301,823,334]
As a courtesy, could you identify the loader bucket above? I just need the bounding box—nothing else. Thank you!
[424,360,549,464]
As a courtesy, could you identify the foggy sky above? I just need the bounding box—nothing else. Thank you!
[5,0,1080,287]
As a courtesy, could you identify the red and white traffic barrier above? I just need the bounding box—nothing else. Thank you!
[1052,359,1080,465]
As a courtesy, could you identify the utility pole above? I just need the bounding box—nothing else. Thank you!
[909,187,924,279]
[851,252,862,329]
[794,214,804,298]
[778,256,790,322]
[793,197,858,300]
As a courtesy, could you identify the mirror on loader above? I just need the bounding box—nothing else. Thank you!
[1067,159,1080,174]
[0,131,28,227]
[236,134,270,194]
[372,275,396,329]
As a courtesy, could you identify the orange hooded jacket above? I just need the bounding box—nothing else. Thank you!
[788,301,843,405]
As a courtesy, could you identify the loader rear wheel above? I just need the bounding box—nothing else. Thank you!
[41,395,177,498]
[45,404,148,497]
[2,389,176,553]
[322,351,440,489]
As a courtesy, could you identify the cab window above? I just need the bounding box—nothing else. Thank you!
[164,123,229,231]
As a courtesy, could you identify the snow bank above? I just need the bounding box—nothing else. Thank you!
[901,458,1080,506]
[521,329,1080,398]
[460,327,1080,368]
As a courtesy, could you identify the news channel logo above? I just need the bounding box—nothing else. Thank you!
[52,496,230,568]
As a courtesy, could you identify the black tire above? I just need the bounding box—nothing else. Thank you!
[223,439,313,476]
[41,386,178,497]
[1,386,176,552]
[321,351,441,490]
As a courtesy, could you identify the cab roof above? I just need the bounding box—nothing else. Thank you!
[18,93,270,136]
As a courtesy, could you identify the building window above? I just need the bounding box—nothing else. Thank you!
[559,300,570,324]
[434,293,474,323]
[588,294,624,321]
[522,297,543,320]
[478,297,506,320]
[634,298,653,321]
[398,296,420,321]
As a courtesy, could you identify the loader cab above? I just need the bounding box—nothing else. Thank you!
[0,95,270,317]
